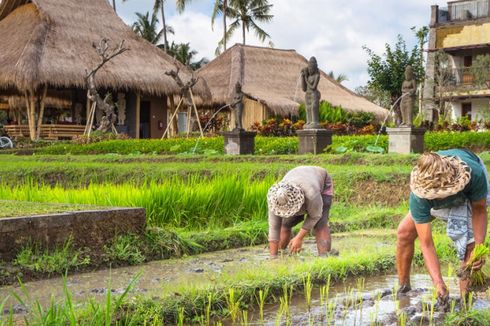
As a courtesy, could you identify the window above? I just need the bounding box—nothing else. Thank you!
[462,102,472,120]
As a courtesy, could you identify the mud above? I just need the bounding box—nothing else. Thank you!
[252,274,490,326]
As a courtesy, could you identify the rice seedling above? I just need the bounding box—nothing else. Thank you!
[463,244,490,288]
[226,288,241,323]
[241,310,249,326]
[256,287,269,323]
[177,307,185,326]
[303,273,313,311]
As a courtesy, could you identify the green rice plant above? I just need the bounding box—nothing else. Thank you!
[177,307,185,326]
[303,273,313,311]
[204,293,214,326]
[241,310,249,326]
[256,287,269,324]
[464,244,490,287]
[226,288,241,323]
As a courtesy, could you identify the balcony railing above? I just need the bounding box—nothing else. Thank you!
[438,67,490,96]
[439,0,490,23]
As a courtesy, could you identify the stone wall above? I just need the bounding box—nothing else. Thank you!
[0,208,146,260]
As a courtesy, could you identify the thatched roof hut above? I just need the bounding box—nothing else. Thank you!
[0,0,209,98]
[198,44,387,121]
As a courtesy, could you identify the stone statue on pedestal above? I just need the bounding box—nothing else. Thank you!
[301,57,322,129]
[400,65,417,127]
[230,82,245,131]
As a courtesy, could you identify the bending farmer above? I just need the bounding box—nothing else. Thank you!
[267,166,333,257]
[397,149,488,300]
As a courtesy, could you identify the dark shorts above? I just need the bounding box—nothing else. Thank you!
[282,195,332,230]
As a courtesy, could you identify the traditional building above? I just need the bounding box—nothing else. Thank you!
[197,44,388,130]
[423,0,490,123]
[0,0,209,140]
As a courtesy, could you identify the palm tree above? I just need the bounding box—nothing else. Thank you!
[211,0,229,51]
[167,42,208,70]
[125,0,193,52]
[328,71,349,84]
[132,11,174,45]
[223,0,273,46]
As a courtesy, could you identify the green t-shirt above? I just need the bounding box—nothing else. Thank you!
[409,149,488,224]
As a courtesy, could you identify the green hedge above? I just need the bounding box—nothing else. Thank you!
[34,131,490,155]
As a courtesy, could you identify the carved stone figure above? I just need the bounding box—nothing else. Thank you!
[231,82,245,131]
[301,57,322,129]
[117,93,126,126]
[400,65,417,127]
[74,103,83,124]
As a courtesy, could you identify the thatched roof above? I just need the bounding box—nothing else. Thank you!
[0,0,210,98]
[198,44,388,120]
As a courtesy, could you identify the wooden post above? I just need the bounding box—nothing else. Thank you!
[162,97,183,139]
[189,89,204,138]
[136,93,141,139]
[36,85,48,140]
[169,95,177,137]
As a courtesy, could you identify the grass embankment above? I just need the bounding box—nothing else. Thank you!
[9,131,490,155]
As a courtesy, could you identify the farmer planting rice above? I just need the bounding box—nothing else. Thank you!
[267,166,333,257]
[397,149,489,300]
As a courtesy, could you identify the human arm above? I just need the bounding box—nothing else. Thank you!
[288,228,309,254]
[414,222,448,298]
[470,198,487,270]
[268,211,282,257]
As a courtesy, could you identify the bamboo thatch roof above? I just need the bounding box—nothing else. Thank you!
[198,44,388,120]
[0,0,210,98]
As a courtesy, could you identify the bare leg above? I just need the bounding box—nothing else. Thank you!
[279,227,292,250]
[460,242,475,299]
[397,214,418,290]
[315,225,331,255]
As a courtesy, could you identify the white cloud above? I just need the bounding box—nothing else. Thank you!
[117,0,449,90]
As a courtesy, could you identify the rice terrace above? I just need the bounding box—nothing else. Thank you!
[2,0,490,325]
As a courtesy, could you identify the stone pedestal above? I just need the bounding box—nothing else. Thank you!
[297,129,333,155]
[223,130,256,155]
[386,127,426,154]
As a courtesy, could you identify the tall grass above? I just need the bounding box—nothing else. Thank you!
[0,174,273,229]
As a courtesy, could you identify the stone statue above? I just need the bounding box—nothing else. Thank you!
[400,65,417,127]
[117,93,126,126]
[74,103,83,124]
[231,82,245,131]
[301,57,322,129]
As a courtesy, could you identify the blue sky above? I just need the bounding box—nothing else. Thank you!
[114,0,448,90]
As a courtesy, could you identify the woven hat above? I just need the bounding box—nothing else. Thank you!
[410,153,472,200]
[267,181,305,218]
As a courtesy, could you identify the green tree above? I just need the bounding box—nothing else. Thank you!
[132,11,174,45]
[327,71,348,84]
[167,42,209,70]
[220,0,273,47]
[363,34,423,122]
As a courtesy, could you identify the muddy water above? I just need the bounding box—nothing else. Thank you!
[254,274,490,326]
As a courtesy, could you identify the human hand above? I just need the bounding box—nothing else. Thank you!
[288,236,303,254]
[471,257,486,271]
[435,281,449,302]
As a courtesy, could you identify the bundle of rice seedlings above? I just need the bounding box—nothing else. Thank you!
[463,244,489,287]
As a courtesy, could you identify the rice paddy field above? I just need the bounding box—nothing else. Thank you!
[0,151,490,325]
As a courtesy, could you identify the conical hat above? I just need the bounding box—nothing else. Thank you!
[267,182,305,218]
[410,154,471,200]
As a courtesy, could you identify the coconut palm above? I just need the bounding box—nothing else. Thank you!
[132,11,174,45]
[328,71,349,84]
[125,0,193,52]
[221,0,273,46]
[167,42,209,70]
[211,0,229,51]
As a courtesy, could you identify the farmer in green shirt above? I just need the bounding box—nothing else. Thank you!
[397,149,488,300]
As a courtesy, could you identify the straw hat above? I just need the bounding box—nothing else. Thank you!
[267,182,305,218]
[410,152,472,200]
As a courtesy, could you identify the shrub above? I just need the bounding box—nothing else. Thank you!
[72,131,130,144]
[104,234,146,265]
